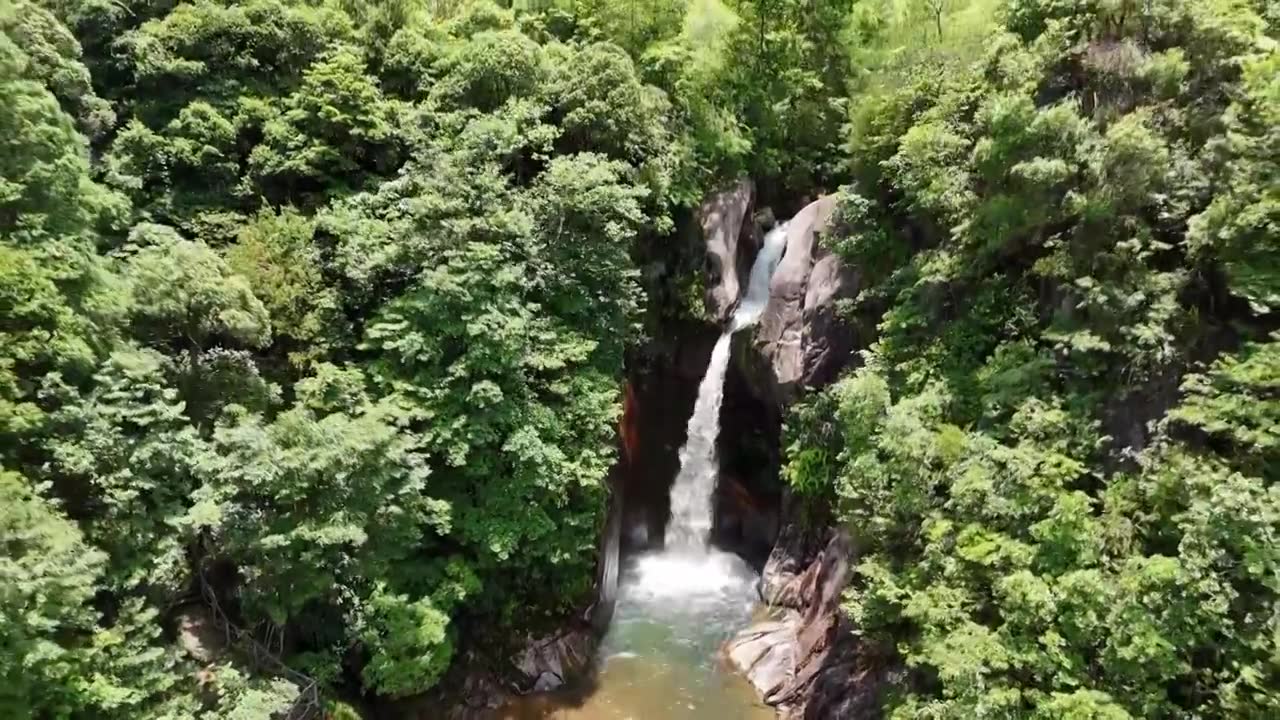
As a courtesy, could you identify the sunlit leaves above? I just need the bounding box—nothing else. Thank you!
[355,584,453,697]
[189,402,440,623]
[249,45,404,200]
[0,469,105,718]
[786,1,1280,717]
[225,207,344,364]
[123,225,271,351]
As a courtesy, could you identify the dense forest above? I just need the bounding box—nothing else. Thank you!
[1,0,1276,718]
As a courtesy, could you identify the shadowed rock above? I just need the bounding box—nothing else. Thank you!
[698,180,755,323]
[727,531,893,719]
[510,627,595,693]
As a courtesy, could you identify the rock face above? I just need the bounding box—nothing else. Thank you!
[705,191,890,717]
[509,626,595,693]
[759,516,828,609]
[727,617,798,702]
[726,529,893,719]
[749,195,860,406]
[698,180,756,323]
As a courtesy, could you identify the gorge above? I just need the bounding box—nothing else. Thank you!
[501,216,796,720]
[3,2,1275,720]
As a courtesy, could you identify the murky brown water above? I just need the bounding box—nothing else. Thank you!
[498,652,773,720]
[499,551,775,720]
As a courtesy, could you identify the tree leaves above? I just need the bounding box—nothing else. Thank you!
[785,1,1280,717]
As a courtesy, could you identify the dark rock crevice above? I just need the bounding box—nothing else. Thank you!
[701,185,895,718]
[714,350,784,566]
[616,319,720,552]
[614,316,785,567]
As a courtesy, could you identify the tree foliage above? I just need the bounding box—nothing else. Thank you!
[2,0,723,710]
[783,1,1280,717]
[4,0,1275,715]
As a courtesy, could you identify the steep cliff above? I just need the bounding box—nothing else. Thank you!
[699,190,887,718]
[698,188,862,406]
[746,195,857,406]
[698,180,758,323]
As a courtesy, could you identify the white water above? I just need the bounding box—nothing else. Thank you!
[502,550,770,719]
[732,221,791,331]
[665,220,790,549]
[665,332,734,549]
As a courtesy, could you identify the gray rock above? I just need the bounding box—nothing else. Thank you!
[509,627,594,693]
[750,195,857,406]
[532,672,562,693]
[801,250,862,389]
[698,180,755,323]
[760,502,829,608]
[729,530,894,719]
[727,616,800,702]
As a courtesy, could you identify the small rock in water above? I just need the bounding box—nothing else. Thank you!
[532,671,563,692]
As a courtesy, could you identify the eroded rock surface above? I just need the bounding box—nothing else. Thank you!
[509,626,595,693]
[749,195,859,406]
[727,617,799,702]
[760,517,826,609]
[727,530,892,719]
[698,180,755,323]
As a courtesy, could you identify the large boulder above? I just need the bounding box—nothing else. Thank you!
[726,531,892,719]
[509,626,595,693]
[698,180,756,323]
[748,195,860,407]
[726,616,799,702]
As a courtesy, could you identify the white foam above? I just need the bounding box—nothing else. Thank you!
[665,333,734,550]
[731,220,790,330]
[630,550,756,599]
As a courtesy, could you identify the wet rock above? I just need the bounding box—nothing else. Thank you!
[714,474,780,564]
[710,193,891,718]
[698,180,755,323]
[509,626,594,693]
[592,469,623,631]
[787,615,896,720]
[729,531,895,719]
[727,616,799,701]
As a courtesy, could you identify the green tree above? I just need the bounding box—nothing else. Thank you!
[355,584,453,697]
[225,207,345,366]
[782,1,1280,717]
[0,469,105,719]
[187,398,445,624]
[249,45,404,203]
[122,224,270,422]
[44,348,208,593]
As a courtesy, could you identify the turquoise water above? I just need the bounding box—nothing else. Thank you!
[501,550,773,720]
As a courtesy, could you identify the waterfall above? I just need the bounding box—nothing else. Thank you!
[665,332,734,549]
[518,220,794,720]
[664,221,791,550]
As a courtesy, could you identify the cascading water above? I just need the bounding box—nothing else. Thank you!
[664,220,790,549]
[504,221,792,720]
[664,332,732,549]
[732,220,791,331]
